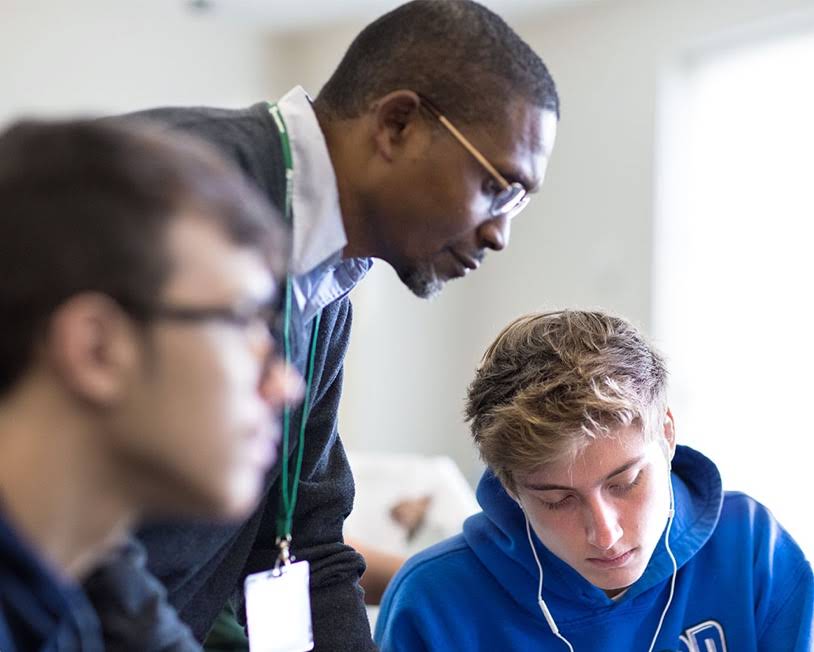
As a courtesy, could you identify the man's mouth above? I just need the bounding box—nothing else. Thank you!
[449,249,482,271]
[586,548,637,568]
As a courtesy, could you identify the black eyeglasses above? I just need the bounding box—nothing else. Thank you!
[150,299,281,337]
[417,93,529,220]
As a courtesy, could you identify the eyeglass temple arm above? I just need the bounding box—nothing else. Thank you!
[435,114,511,190]
[418,95,512,190]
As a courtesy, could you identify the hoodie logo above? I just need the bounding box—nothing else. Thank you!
[675,620,728,652]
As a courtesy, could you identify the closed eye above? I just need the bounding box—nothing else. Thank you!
[607,471,643,496]
[540,494,576,511]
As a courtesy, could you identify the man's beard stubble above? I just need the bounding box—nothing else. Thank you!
[398,260,444,300]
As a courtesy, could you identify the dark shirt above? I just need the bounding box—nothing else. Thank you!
[0,510,104,652]
[94,104,374,652]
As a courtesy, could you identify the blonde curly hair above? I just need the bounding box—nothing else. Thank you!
[465,310,668,492]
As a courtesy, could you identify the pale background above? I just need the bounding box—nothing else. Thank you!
[2,0,812,555]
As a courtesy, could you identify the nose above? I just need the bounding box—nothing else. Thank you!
[477,214,511,251]
[259,356,304,411]
[248,323,304,409]
[585,497,623,551]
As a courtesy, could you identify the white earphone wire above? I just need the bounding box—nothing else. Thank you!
[646,477,678,652]
[524,510,575,652]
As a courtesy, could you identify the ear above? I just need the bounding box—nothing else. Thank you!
[46,293,142,405]
[662,408,677,463]
[370,90,424,162]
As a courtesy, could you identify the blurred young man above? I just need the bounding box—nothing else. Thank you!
[376,311,814,651]
[111,1,560,648]
[0,119,299,651]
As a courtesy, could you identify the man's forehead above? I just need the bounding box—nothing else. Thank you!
[522,428,651,487]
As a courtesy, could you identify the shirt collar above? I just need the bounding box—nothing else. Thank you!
[276,85,346,276]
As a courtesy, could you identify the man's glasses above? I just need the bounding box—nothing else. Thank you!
[150,299,282,342]
[417,94,529,220]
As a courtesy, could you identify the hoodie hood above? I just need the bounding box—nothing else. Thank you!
[462,445,723,621]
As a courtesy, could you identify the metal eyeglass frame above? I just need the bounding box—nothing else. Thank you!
[417,93,529,220]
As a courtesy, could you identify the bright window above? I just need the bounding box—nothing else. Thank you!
[654,26,814,557]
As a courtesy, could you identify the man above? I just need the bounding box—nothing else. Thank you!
[112,1,560,649]
[0,119,299,651]
[375,311,814,651]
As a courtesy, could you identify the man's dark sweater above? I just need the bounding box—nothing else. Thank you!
[88,103,374,651]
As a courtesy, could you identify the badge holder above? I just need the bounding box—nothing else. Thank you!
[246,102,319,652]
[244,536,314,652]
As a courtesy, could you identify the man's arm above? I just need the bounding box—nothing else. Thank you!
[242,297,376,651]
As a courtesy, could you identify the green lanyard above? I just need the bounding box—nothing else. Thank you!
[268,102,322,566]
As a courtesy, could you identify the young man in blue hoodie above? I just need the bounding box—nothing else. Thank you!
[375,310,814,651]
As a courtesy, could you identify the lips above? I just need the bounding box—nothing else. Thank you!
[449,249,481,271]
[586,548,637,569]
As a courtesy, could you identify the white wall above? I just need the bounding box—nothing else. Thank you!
[0,0,282,125]
[3,0,812,494]
[272,0,814,485]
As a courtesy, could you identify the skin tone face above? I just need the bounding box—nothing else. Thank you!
[110,213,301,520]
[336,93,557,298]
[513,419,675,597]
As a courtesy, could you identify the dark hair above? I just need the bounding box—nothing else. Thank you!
[315,0,559,125]
[0,118,289,395]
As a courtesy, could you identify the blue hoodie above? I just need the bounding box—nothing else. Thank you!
[375,446,813,651]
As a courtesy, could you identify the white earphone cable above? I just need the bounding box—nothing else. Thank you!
[646,479,677,652]
[525,511,575,652]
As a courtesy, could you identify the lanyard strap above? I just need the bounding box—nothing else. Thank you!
[268,102,322,564]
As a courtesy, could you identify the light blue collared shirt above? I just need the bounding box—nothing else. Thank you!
[276,86,372,324]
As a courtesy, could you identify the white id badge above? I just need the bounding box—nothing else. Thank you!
[244,560,314,652]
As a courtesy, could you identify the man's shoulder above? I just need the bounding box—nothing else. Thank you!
[706,491,809,571]
[719,490,786,532]
[388,534,475,594]
[377,533,494,643]
[116,102,280,168]
[112,102,286,208]
[120,103,270,133]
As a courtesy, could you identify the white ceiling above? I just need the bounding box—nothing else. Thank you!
[189,0,591,33]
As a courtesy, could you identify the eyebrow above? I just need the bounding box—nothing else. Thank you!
[523,456,645,492]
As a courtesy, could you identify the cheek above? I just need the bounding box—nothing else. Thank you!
[415,167,486,236]
[192,332,259,398]
[169,340,268,510]
[630,480,671,544]
[156,336,263,467]
[196,343,268,452]
[526,506,581,554]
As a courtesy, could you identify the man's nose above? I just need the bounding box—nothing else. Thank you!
[585,497,623,551]
[477,213,511,251]
[259,356,304,410]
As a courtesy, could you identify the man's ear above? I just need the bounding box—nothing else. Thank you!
[662,408,677,463]
[46,293,141,405]
[370,90,423,162]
